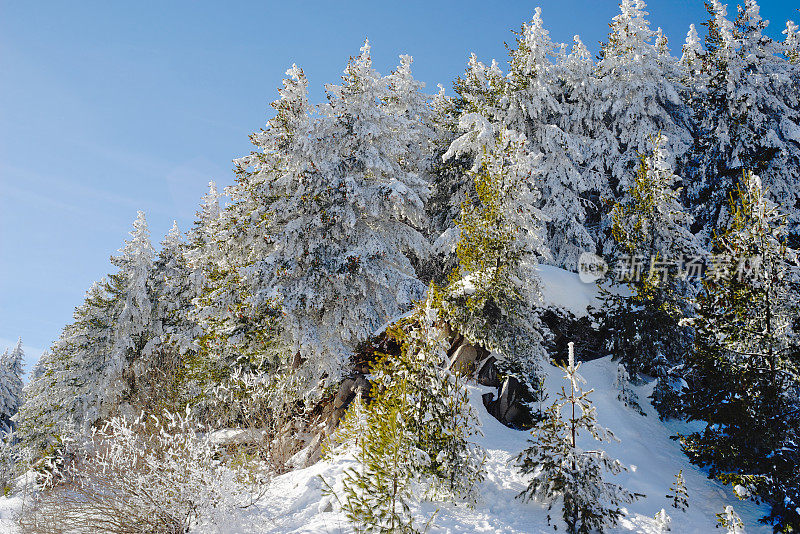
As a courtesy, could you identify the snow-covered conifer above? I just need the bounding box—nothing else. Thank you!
[104,211,158,413]
[329,301,484,531]
[680,24,704,80]
[687,1,800,238]
[614,363,644,416]
[233,43,432,394]
[602,136,699,383]
[505,9,601,269]
[654,508,672,532]
[785,20,799,63]
[17,213,159,455]
[517,342,640,534]
[666,469,689,511]
[682,173,800,529]
[716,505,745,534]
[596,0,688,196]
[16,281,116,454]
[439,128,549,370]
[0,339,25,431]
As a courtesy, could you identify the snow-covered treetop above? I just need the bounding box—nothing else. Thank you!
[509,7,558,83]
[603,0,657,61]
[454,53,507,126]
[710,0,736,52]
[735,0,777,59]
[681,24,703,73]
[785,20,799,62]
[198,181,221,224]
[162,220,183,252]
[110,211,155,353]
[112,211,155,273]
[0,339,24,429]
[5,338,24,379]
[655,27,669,56]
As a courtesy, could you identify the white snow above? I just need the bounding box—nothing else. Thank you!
[535,263,600,318]
[0,495,21,533]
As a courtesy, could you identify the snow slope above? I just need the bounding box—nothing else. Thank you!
[230,357,769,534]
[535,263,601,318]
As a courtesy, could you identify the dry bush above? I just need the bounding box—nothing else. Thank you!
[18,410,267,534]
[203,368,306,474]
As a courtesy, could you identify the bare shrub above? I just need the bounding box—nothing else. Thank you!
[18,409,266,534]
[204,368,305,474]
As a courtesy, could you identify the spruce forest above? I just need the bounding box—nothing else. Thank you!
[2,1,800,532]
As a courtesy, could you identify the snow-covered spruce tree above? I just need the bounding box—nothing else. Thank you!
[0,428,16,496]
[103,210,159,417]
[329,302,484,531]
[439,128,549,375]
[232,43,432,394]
[686,1,800,239]
[681,173,800,531]
[666,469,689,511]
[380,304,485,500]
[333,375,421,534]
[730,1,800,237]
[517,342,640,534]
[654,508,671,533]
[601,135,700,418]
[153,222,200,356]
[432,51,510,255]
[15,282,114,456]
[0,339,24,431]
[595,0,689,201]
[504,8,601,270]
[551,33,609,268]
[186,180,288,389]
[126,221,202,415]
[427,85,471,281]
[716,505,745,534]
[785,19,800,64]
[16,212,159,456]
[614,363,645,416]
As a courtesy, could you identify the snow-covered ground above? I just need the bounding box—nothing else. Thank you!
[228,357,769,534]
[535,263,601,318]
[0,495,21,533]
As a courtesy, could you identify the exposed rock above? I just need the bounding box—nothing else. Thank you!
[476,356,500,387]
[291,352,306,370]
[482,376,534,429]
[446,333,465,359]
[540,307,603,363]
[449,343,478,375]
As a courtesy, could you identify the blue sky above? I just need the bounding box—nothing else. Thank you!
[1,0,797,374]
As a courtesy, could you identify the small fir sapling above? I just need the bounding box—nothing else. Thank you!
[517,342,641,534]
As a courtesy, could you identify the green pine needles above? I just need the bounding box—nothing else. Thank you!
[666,469,689,512]
[325,300,486,532]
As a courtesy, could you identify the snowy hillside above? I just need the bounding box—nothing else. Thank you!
[228,357,769,534]
[4,0,800,531]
